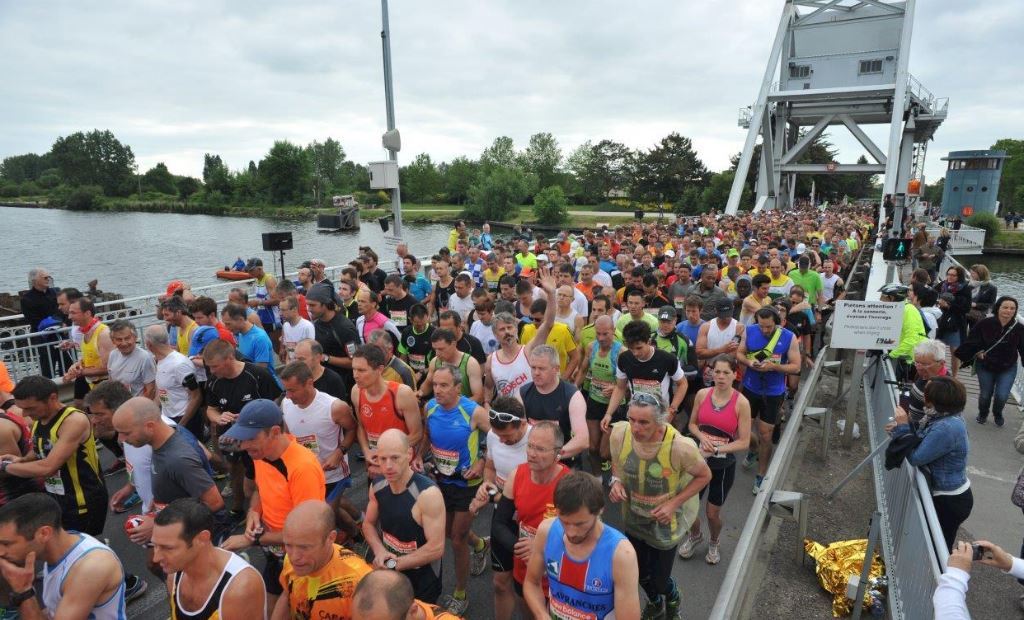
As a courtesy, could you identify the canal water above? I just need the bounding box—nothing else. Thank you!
[0,206,452,298]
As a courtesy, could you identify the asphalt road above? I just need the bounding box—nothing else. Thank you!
[109,438,761,619]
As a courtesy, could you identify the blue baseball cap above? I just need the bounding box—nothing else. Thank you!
[221,399,283,442]
[188,325,220,356]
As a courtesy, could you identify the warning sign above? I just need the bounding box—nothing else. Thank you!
[831,300,904,350]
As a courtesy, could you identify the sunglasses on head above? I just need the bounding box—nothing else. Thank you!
[630,392,662,407]
[489,410,522,424]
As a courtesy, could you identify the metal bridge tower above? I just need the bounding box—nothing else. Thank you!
[725,0,947,216]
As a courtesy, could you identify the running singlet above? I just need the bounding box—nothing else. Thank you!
[252,275,280,326]
[520,380,577,447]
[489,347,532,400]
[32,406,106,517]
[588,342,622,404]
[544,519,625,620]
[511,462,568,583]
[80,321,109,384]
[43,534,126,620]
[282,390,350,485]
[0,411,41,506]
[170,550,259,620]
[741,326,793,397]
[372,473,442,603]
[357,382,408,451]
[429,353,473,399]
[424,396,481,488]
[696,390,740,469]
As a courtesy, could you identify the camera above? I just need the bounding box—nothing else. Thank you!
[754,350,770,362]
[972,543,990,561]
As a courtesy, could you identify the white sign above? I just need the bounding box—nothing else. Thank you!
[831,300,905,350]
[383,235,404,253]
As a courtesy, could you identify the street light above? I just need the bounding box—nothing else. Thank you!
[380,0,403,239]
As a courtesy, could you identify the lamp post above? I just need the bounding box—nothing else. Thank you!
[380,0,403,239]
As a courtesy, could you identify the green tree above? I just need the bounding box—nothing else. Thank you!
[728,146,761,211]
[464,167,537,222]
[202,154,233,195]
[569,140,633,204]
[532,185,569,225]
[523,133,562,190]
[440,156,480,205]
[992,139,1024,211]
[0,153,53,183]
[49,130,136,196]
[632,133,707,203]
[177,176,201,204]
[480,136,521,172]
[142,162,177,195]
[700,170,748,212]
[924,177,944,207]
[259,141,310,205]
[676,186,703,215]
[400,153,444,203]
[337,161,369,194]
[306,138,346,206]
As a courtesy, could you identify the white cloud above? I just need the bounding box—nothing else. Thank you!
[1,0,1020,189]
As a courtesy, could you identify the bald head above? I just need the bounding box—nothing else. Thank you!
[377,429,410,453]
[353,570,415,620]
[285,500,335,538]
[594,315,614,330]
[143,324,170,348]
[114,396,161,426]
[112,396,163,448]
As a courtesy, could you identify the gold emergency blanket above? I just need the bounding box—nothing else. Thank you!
[804,538,886,617]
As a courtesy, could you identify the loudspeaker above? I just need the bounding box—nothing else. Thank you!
[262,232,293,252]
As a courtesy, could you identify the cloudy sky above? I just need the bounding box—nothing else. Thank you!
[1,0,1021,186]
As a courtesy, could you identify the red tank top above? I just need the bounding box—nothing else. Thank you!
[696,389,740,443]
[511,462,568,583]
[357,381,408,451]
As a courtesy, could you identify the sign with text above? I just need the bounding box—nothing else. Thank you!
[383,235,404,253]
[831,300,904,350]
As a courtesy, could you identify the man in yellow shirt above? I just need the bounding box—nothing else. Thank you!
[161,296,198,356]
[521,298,579,380]
[273,500,372,620]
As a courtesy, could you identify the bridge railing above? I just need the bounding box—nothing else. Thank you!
[863,354,950,619]
[924,225,986,255]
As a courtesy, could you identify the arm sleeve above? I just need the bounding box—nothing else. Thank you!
[931,567,970,620]
[492,496,519,553]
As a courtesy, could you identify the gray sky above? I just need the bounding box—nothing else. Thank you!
[1,0,1020,187]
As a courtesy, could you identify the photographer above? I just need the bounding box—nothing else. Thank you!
[934,540,1023,619]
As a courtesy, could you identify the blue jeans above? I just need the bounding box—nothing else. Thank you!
[976,364,1018,418]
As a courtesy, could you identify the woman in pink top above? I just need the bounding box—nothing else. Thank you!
[680,355,752,565]
[355,290,401,345]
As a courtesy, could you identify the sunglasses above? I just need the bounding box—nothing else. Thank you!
[489,410,522,424]
[630,392,663,407]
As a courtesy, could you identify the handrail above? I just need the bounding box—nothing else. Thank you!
[708,347,831,619]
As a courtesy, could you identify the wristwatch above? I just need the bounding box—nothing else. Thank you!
[9,586,35,607]
[322,354,330,364]
[713,446,720,456]
[384,558,398,570]
[609,476,622,487]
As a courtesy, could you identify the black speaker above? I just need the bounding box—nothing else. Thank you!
[262,232,293,251]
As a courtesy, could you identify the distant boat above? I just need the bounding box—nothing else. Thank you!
[215,270,251,281]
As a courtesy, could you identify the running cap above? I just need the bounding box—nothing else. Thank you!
[221,399,282,441]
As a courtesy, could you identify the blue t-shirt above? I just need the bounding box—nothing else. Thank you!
[676,319,703,347]
[409,276,433,302]
[236,327,279,384]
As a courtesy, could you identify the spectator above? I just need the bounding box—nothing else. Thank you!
[889,376,971,551]
[967,264,997,328]
[957,296,1024,427]
[933,540,1021,619]
[935,265,972,376]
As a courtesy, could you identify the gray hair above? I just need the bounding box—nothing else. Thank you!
[493,312,518,327]
[28,267,47,287]
[529,345,560,368]
[143,324,170,347]
[628,392,670,425]
[434,363,464,386]
[367,329,394,352]
[531,420,565,450]
[914,339,947,363]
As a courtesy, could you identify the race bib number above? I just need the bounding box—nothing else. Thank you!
[44,476,65,495]
[367,432,380,451]
[409,354,426,372]
[383,532,418,556]
[590,378,613,396]
[519,523,537,541]
[630,378,661,398]
[296,434,319,455]
[432,446,460,476]
[390,311,407,327]
[550,597,598,620]
[628,490,670,518]
[158,388,169,407]
[674,297,686,309]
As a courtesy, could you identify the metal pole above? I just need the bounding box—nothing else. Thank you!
[851,511,882,620]
[380,0,403,239]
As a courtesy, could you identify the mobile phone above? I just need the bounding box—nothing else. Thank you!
[754,350,769,362]
[732,335,742,344]
[972,543,990,561]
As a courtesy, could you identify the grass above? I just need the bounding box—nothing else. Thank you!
[990,231,1024,249]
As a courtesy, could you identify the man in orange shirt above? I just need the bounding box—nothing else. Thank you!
[272,500,372,620]
[220,399,325,609]
[353,569,460,620]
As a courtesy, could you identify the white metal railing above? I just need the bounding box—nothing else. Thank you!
[738,106,753,128]
[906,73,937,111]
[925,225,986,255]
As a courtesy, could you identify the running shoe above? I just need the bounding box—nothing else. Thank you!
[124,574,148,603]
[677,532,703,559]
[641,596,665,620]
[440,594,469,616]
[742,452,758,471]
[113,491,142,514]
[104,458,127,477]
[470,536,490,576]
[706,541,721,565]
[665,591,683,620]
[753,475,764,495]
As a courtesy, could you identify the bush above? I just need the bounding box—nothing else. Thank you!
[463,167,537,222]
[64,185,103,211]
[0,183,19,198]
[532,185,569,225]
[966,212,1001,244]
[38,173,61,190]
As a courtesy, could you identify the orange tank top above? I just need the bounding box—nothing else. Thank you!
[357,381,409,451]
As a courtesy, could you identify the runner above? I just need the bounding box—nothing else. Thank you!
[484,276,556,405]
[363,429,446,604]
[106,319,156,399]
[272,500,372,620]
[417,329,484,404]
[279,296,315,363]
[352,569,460,620]
[293,339,348,401]
[423,365,492,615]
[306,285,360,391]
[0,493,127,619]
[383,274,418,328]
[680,355,752,565]
[523,472,640,620]
[518,345,589,465]
[367,328,418,390]
[609,393,711,619]
[280,361,356,500]
[398,304,435,386]
[154,499,266,620]
[221,303,278,384]
[162,296,199,356]
[145,325,203,429]
[575,315,622,474]
[351,344,423,477]
[696,297,745,384]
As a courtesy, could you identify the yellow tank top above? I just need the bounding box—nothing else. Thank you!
[81,323,109,381]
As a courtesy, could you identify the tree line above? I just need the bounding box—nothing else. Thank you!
[0,127,915,222]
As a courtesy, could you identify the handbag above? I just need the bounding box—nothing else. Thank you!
[1012,466,1024,508]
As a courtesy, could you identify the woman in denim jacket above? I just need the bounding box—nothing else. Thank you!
[891,375,971,551]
